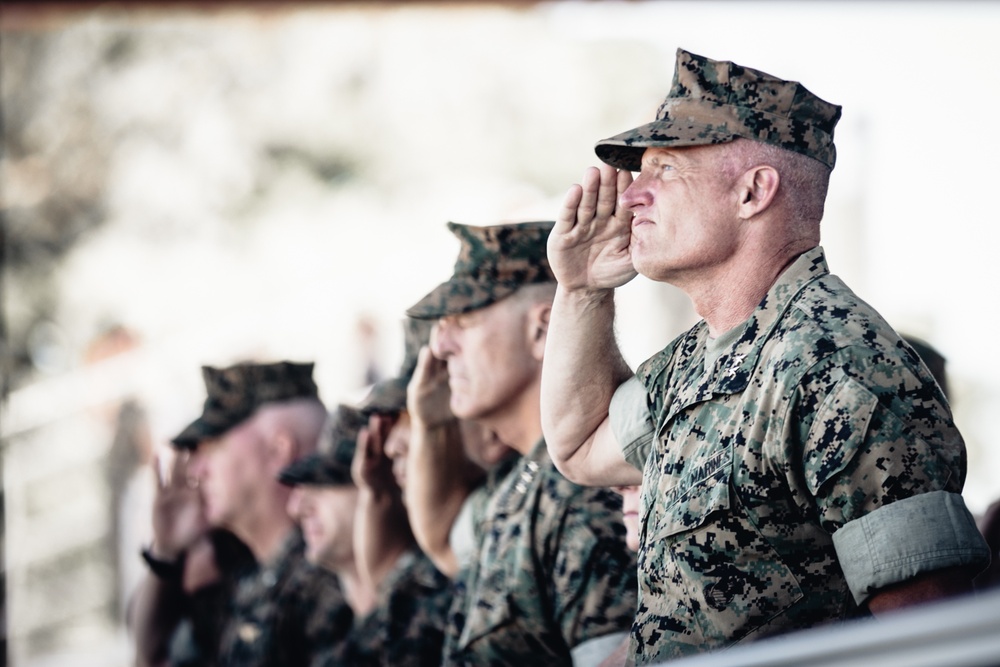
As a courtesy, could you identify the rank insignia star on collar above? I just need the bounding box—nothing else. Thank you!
[726,353,747,378]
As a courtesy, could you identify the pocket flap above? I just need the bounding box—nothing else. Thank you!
[803,374,878,496]
[655,447,732,538]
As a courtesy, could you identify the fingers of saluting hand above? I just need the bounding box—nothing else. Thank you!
[352,426,371,483]
[554,166,603,235]
[574,166,604,227]
[152,451,168,491]
[152,448,193,495]
[595,163,623,221]
[364,417,383,461]
[555,181,585,236]
[555,165,631,239]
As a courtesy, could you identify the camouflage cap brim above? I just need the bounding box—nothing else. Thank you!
[359,376,409,416]
[170,416,232,450]
[595,117,737,172]
[278,452,354,487]
[405,275,521,320]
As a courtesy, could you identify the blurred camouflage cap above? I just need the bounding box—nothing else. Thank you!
[171,361,319,450]
[406,221,556,320]
[359,317,433,416]
[278,404,366,486]
[596,48,842,171]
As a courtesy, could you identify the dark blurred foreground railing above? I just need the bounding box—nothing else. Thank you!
[653,587,1000,667]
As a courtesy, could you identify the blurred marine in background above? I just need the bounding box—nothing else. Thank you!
[407,221,638,666]
[172,361,353,666]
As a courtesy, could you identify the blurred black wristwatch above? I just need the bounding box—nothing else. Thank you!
[141,547,186,581]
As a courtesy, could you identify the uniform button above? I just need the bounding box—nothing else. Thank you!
[238,623,261,643]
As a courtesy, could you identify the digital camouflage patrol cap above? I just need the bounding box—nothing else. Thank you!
[406,221,556,320]
[278,404,367,487]
[359,316,433,416]
[171,361,319,449]
[595,48,842,171]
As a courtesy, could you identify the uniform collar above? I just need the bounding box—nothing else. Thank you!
[647,247,830,431]
[491,438,547,514]
[707,246,829,395]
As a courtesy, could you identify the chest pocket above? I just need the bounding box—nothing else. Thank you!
[653,447,732,539]
[452,525,566,665]
[639,444,804,652]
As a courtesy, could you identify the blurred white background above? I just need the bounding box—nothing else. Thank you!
[2,1,999,665]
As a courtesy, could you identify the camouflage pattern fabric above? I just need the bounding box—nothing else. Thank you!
[168,582,236,667]
[342,549,454,667]
[172,361,319,449]
[216,531,353,667]
[360,317,434,416]
[406,221,556,320]
[595,48,841,172]
[441,440,637,666]
[168,532,256,667]
[627,247,982,664]
[279,404,367,487]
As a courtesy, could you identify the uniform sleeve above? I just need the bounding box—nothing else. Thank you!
[549,486,638,651]
[288,566,355,664]
[608,376,655,471]
[449,492,480,572]
[832,490,989,604]
[790,348,990,603]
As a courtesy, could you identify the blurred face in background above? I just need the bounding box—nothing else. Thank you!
[286,484,359,571]
[187,419,270,536]
[612,485,641,552]
[430,294,544,433]
[382,411,412,490]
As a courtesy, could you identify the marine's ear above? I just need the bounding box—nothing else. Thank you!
[528,301,551,362]
[737,164,780,220]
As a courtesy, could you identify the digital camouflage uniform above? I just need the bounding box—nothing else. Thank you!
[611,248,989,664]
[167,531,256,667]
[344,549,454,667]
[408,221,638,665]
[168,361,340,666]
[442,441,637,666]
[217,530,353,667]
[168,581,239,667]
[282,331,456,667]
[594,49,989,664]
[443,451,522,650]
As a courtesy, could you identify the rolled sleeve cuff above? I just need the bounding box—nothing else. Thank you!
[570,631,629,667]
[832,490,991,605]
[608,376,655,471]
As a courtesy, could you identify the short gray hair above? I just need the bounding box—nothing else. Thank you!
[718,138,831,225]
